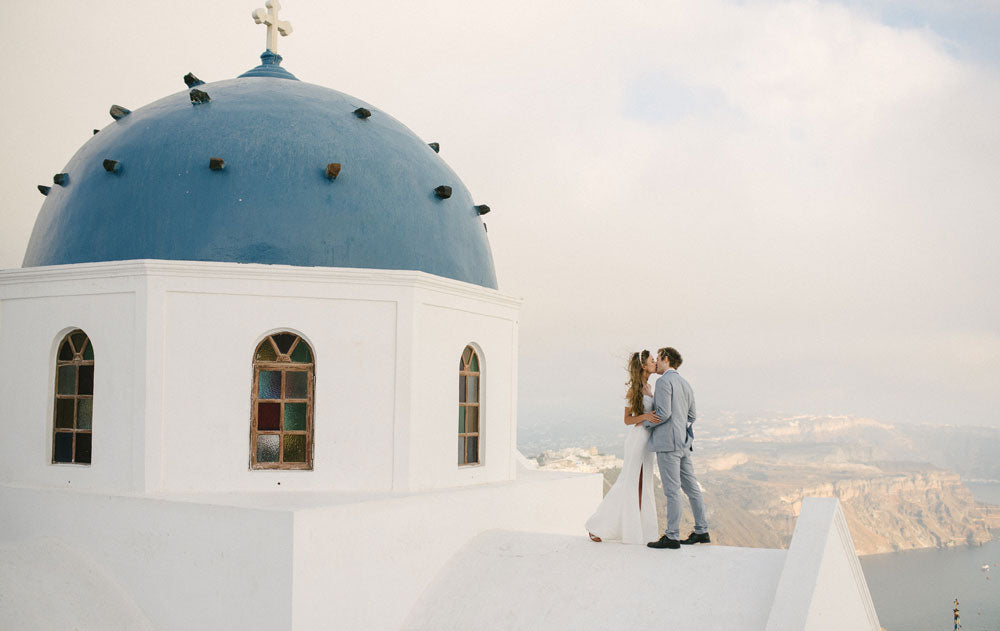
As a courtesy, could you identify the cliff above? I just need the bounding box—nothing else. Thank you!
[699,464,992,555]
[982,504,1000,531]
[697,415,997,554]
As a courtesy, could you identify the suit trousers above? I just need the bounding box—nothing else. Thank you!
[656,448,708,540]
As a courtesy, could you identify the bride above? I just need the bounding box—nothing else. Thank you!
[585,350,661,544]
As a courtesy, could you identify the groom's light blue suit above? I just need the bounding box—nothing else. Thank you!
[643,368,708,540]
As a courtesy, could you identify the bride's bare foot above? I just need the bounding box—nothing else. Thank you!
[589,532,602,542]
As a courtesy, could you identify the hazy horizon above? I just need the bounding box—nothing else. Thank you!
[3,1,998,427]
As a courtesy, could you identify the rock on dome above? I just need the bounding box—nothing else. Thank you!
[23,53,498,289]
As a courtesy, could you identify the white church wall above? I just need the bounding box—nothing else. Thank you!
[0,267,143,492]
[157,283,397,493]
[404,288,520,490]
[1,260,522,494]
[148,261,520,493]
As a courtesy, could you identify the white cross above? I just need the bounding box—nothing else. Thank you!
[252,0,293,54]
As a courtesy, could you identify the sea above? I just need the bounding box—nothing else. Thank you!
[860,482,1000,631]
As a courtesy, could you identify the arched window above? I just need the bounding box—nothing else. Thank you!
[251,332,314,470]
[458,345,480,466]
[52,329,94,464]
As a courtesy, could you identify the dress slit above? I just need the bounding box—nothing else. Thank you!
[638,464,643,510]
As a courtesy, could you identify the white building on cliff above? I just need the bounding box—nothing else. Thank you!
[0,5,881,630]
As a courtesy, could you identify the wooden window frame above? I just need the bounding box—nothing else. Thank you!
[458,345,481,466]
[250,333,315,470]
[52,329,94,465]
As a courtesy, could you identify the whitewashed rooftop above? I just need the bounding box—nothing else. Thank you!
[405,532,786,630]
[404,499,881,631]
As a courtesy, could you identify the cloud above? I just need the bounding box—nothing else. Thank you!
[820,0,1000,63]
[622,74,731,124]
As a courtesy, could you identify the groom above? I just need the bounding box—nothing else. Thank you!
[643,347,710,549]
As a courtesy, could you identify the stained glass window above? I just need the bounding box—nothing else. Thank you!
[458,345,481,466]
[251,333,314,469]
[52,329,94,465]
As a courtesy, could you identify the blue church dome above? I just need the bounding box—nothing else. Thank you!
[23,52,498,289]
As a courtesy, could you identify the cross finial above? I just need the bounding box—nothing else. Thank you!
[252,0,293,54]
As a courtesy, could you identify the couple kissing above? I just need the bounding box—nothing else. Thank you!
[586,347,710,549]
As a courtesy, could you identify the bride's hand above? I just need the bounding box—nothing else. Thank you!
[646,413,662,424]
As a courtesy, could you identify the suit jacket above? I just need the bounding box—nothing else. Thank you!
[643,369,697,452]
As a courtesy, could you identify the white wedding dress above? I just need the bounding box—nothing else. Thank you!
[584,391,659,544]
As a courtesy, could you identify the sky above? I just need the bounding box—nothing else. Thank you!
[2,0,999,429]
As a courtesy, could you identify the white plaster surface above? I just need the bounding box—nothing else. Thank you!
[0,468,601,631]
[406,498,882,631]
[0,538,155,631]
[404,531,787,631]
[408,298,518,489]
[0,282,139,492]
[765,498,881,631]
[0,485,295,630]
[289,469,601,631]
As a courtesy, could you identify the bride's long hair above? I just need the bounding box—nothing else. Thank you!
[626,350,650,416]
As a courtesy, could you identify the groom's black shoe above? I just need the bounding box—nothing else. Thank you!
[679,531,711,545]
[647,535,681,549]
